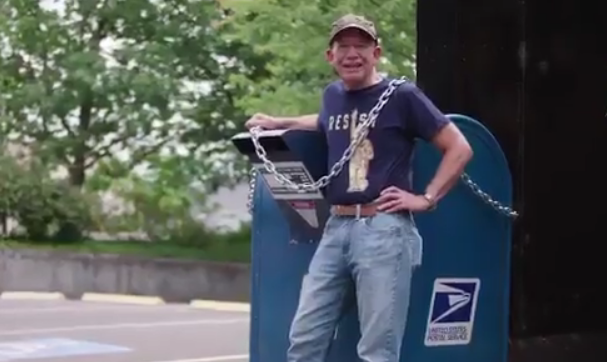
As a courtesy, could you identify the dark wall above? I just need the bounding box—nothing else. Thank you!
[417,0,607,360]
[521,0,607,337]
[417,0,526,333]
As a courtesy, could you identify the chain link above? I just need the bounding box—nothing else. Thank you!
[246,166,257,213]
[460,173,518,218]
[245,77,518,219]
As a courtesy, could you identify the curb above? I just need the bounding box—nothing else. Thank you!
[190,300,250,312]
[81,293,165,306]
[0,291,250,312]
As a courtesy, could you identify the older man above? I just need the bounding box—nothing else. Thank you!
[245,14,473,362]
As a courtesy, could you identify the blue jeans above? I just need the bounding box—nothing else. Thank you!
[287,212,423,362]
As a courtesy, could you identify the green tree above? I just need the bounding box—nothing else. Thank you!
[220,0,417,116]
[0,0,246,188]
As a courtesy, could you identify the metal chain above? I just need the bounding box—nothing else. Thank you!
[248,76,408,192]
[460,173,518,218]
[247,170,518,218]
[245,76,518,219]
[246,166,257,213]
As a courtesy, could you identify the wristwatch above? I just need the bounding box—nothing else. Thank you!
[422,193,437,211]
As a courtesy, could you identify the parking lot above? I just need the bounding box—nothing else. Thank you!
[0,298,249,362]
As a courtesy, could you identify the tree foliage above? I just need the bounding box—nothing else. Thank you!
[0,0,247,187]
[220,0,417,116]
[0,0,419,249]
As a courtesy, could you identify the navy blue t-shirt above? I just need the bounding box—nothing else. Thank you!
[318,78,450,205]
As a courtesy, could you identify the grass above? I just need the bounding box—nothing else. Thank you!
[0,238,251,263]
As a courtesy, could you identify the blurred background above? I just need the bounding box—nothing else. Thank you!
[0,0,416,261]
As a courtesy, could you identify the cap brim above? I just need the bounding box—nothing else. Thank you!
[330,25,377,43]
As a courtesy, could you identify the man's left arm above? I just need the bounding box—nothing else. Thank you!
[405,85,473,205]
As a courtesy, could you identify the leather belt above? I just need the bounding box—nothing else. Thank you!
[331,204,379,217]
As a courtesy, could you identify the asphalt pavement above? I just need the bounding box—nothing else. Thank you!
[0,298,249,362]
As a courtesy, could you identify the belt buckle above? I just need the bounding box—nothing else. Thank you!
[355,204,361,219]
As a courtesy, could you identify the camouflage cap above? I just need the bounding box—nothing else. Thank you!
[329,14,378,44]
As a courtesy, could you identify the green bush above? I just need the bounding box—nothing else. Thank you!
[0,151,251,256]
[0,155,92,243]
[214,222,251,245]
[92,170,228,247]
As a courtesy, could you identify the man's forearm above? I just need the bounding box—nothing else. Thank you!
[277,114,319,131]
[425,144,473,202]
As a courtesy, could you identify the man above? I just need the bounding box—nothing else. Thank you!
[245,14,473,362]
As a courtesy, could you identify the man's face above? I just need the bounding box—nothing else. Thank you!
[326,28,381,87]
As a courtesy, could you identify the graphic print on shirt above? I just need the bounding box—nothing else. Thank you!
[326,108,377,193]
[348,109,373,192]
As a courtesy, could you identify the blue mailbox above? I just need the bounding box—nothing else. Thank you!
[231,114,515,362]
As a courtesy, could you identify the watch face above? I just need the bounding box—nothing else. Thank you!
[424,194,436,209]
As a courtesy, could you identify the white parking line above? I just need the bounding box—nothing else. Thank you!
[0,305,177,315]
[148,354,248,362]
[0,318,248,336]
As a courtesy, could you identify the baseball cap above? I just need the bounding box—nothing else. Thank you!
[329,14,378,45]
